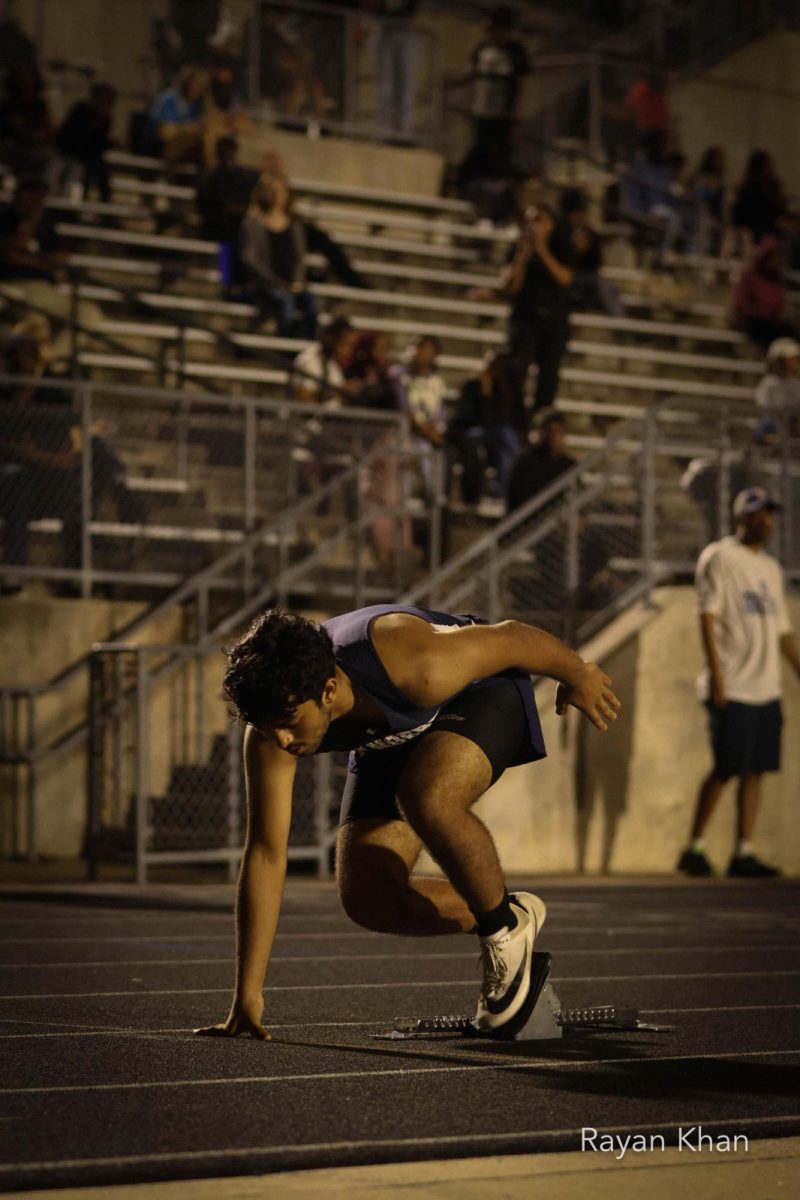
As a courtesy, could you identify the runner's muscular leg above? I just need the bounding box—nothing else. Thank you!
[396,730,506,919]
[336,815,476,936]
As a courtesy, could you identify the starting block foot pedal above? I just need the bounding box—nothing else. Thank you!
[373,949,672,1042]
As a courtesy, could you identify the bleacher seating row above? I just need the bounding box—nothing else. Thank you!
[1,148,779,596]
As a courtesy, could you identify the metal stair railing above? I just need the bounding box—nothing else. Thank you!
[85,438,444,882]
[2,428,443,861]
[402,398,800,642]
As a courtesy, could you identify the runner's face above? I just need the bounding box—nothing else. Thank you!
[263,695,333,756]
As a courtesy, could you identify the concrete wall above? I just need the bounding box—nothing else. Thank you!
[671,31,800,201]
[419,586,800,878]
[0,592,183,860]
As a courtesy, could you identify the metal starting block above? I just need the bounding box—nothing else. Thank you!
[373,951,672,1043]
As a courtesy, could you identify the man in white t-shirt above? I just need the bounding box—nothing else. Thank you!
[678,487,800,878]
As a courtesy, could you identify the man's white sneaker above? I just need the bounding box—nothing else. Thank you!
[474,891,547,1036]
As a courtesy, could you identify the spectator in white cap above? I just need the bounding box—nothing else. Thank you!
[678,486,800,878]
[755,337,800,429]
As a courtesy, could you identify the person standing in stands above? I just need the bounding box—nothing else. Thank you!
[56,82,117,203]
[503,204,574,415]
[458,6,529,200]
[677,487,800,878]
[367,0,419,142]
[559,188,623,317]
[197,136,258,276]
[147,65,209,164]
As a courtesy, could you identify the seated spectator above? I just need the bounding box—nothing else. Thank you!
[732,150,788,247]
[0,324,143,531]
[56,82,117,203]
[732,237,799,350]
[559,188,623,317]
[690,145,726,255]
[344,330,397,410]
[147,65,209,164]
[197,136,258,248]
[623,130,684,263]
[291,315,357,405]
[0,61,54,178]
[755,337,800,425]
[390,334,448,458]
[503,204,574,415]
[0,332,82,588]
[448,351,527,507]
[507,410,575,512]
[0,178,68,282]
[237,171,367,334]
[238,173,319,338]
[201,63,253,167]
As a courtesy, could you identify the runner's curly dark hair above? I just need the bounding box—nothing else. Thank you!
[223,609,336,727]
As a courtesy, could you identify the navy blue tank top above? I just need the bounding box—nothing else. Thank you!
[317,603,546,768]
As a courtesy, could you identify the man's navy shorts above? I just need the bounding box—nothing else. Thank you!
[338,677,530,825]
[707,699,783,779]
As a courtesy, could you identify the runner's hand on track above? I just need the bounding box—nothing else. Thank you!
[193,999,271,1040]
[555,663,621,731]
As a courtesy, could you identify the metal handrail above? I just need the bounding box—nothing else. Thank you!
[401,403,656,608]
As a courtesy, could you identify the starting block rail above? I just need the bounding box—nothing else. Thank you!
[373,952,672,1042]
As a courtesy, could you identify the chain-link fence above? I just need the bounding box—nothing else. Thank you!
[404,400,800,637]
[0,375,436,596]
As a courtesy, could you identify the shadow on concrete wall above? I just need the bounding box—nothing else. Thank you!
[573,635,639,873]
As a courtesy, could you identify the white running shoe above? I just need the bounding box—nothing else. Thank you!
[474,891,547,1036]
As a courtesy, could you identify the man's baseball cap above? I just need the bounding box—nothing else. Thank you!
[732,486,783,517]
[765,337,800,364]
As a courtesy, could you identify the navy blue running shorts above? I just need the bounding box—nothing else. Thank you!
[707,698,783,779]
[338,677,530,825]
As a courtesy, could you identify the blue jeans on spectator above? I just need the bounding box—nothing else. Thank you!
[451,423,521,504]
[252,282,319,339]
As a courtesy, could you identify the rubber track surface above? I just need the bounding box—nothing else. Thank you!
[1,880,799,1190]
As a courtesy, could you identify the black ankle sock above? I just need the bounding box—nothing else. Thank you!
[474,890,516,938]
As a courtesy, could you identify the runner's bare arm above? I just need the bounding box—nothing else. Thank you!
[194,727,296,1039]
[371,614,620,732]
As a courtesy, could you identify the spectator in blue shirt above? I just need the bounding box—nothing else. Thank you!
[623,130,684,263]
[147,65,209,163]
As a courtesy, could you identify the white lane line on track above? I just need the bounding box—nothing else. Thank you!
[3,942,798,969]
[1,908,797,927]
[2,968,800,1001]
[2,1002,800,1040]
[0,1113,795,1177]
[4,925,797,946]
[2,1048,799,1097]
